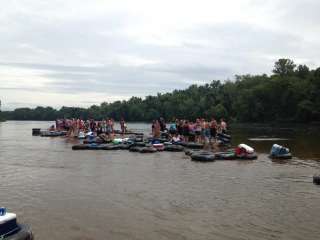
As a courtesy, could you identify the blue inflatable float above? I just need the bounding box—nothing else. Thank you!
[269,144,292,159]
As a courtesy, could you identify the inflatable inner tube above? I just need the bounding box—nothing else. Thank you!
[132,142,146,147]
[86,144,103,150]
[83,139,104,144]
[139,147,157,153]
[129,146,143,152]
[191,153,215,162]
[197,151,214,155]
[87,144,107,150]
[236,153,258,160]
[164,145,184,152]
[32,128,41,136]
[185,149,211,156]
[102,144,121,150]
[185,149,196,156]
[5,224,33,240]
[313,175,320,185]
[72,144,117,150]
[72,144,90,150]
[118,144,131,150]
[214,152,237,160]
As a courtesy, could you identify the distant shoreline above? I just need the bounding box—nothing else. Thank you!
[2,59,320,124]
[3,119,320,129]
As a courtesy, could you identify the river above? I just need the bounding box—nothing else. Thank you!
[0,121,320,240]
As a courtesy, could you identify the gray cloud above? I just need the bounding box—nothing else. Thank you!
[0,61,230,96]
[0,0,320,109]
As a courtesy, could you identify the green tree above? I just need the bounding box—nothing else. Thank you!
[296,100,314,122]
[296,64,310,78]
[2,59,319,123]
[273,58,296,76]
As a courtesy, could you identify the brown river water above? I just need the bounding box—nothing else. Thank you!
[0,121,320,240]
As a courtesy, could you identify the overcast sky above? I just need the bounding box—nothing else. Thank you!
[0,0,319,110]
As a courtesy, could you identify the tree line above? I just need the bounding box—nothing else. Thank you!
[2,59,320,123]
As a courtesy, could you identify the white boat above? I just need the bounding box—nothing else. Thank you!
[0,210,33,239]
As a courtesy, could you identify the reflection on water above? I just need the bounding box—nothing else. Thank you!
[248,138,289,141]
[0,121,320,240]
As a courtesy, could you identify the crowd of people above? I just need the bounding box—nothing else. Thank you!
[152,117,228,144]
[50,117,228,145]
[51,118,127,138]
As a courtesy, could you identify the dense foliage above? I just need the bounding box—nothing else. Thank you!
[2,59,320,123]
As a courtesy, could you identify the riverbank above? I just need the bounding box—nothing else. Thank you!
[0,113,5,122]
[2,59,320,123]
[3,119,320,126]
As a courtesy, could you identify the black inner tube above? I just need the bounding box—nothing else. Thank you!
[4,224,33,240]
[191,153,215,162]
[313,175,320,185]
